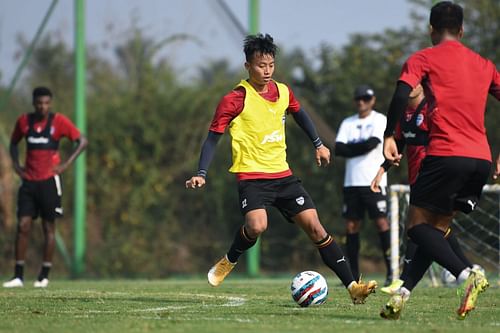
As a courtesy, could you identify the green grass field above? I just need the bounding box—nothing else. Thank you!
[1,278,499,333]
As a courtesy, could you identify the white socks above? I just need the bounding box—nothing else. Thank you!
[457,267,472,285]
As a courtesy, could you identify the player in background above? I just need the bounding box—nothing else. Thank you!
[380,1,500,320]
[370,84,473,294]
[334,85,392,286]
[185,33,377,304]
[3,87,88,288]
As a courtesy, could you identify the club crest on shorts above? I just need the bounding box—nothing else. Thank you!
[296,196,305,206]
[377,200,387,213]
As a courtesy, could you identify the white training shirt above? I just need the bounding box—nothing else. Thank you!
[336,110,387,187]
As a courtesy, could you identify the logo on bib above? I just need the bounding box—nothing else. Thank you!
[261,130,283,144]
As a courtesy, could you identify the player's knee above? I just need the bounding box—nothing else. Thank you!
[345,220,360,233]
[375,217,389,231]
[44,228,56,242]
[17,220,31,235]
[245,222,267,237]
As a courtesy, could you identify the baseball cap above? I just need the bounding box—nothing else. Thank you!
[354,85,375,99]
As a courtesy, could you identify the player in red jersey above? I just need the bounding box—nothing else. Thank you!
[185,34,377,304]
[3,87,88,288]
[380,2,500,320]
[371,84,473,294]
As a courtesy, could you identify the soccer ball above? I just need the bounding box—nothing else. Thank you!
[290,271,328,307]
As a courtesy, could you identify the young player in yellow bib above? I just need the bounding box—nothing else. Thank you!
[185,34,377,304]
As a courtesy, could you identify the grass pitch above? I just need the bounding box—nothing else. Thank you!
[0,278,499,333]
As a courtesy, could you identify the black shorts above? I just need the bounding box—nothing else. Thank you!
[237,175,315,222]
[17,175,63,221]
[342,186,388,220]
[410,156,491,215]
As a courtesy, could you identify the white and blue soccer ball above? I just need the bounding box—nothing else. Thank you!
[291,271,328,307]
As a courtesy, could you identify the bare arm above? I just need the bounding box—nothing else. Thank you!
[9,141,26,178]
[493,153,500,180]
[53,135,88,174]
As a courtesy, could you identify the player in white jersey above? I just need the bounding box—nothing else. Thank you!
[335,85,392,286]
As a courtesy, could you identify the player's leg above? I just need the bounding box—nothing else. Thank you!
[226,210,265,263]
[400,239,418,281]
[363,187,391,285]
[207,209,266,287]
[3,180,37,288]
[35,219,55,287]
[207,179,270,287]
[294,208,354,287]
[382,157,490,319]
[34,176,62,287]
[345,218,361,281]
[451,158,491,318]
[293,208,377,304]
[446,227,472,268]
[277,176,377,304]
[407,157,489,280]
[343,187,364,281]
[406,207,469,281]
[3,216,33,288]
[374,217,391,284]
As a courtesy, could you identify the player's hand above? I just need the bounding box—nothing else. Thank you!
[493,153,500,180]
[53,162,69,175]
[185,176,206,189]
[383,136,402,166]
[315,145,331,167]
[14,164,27,178]
[370,167,385,193]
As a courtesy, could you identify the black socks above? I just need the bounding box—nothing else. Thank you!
[227,226,257,263]
[407,224,467,277]
[345,233,360,280]
[317,235,355,288]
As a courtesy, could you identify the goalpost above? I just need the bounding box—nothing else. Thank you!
[389,184,500,281]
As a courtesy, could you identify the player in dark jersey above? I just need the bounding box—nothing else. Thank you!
[185,34,377,304]
[3,87,88,288]
[371,84,473,294]
[380,2,500,320]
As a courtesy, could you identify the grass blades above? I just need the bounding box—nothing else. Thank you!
[0,278,499,333]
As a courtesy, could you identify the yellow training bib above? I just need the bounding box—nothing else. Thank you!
[228,80,290,173]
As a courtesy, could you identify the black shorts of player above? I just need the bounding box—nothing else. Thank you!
[237,175,315,222]
[342,186,388,220]
[17,175,63,221]
[410,156,491,215]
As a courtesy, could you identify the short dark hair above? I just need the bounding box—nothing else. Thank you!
[430,1,463,35]
[32,86,53,100]
[243,34,277,62]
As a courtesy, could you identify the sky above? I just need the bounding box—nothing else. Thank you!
[0,0,420,85]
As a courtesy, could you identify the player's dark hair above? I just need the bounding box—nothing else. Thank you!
[243,34,277,62]
[430,1,463,35]
[32,86,53,100]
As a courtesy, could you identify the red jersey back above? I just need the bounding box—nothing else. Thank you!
[399,40,500,161]
[11,113,81,181]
